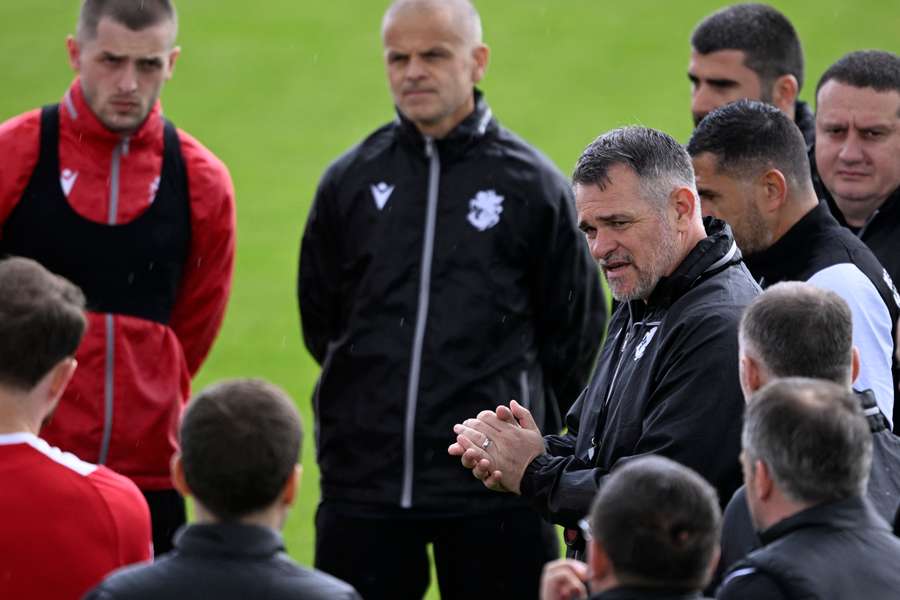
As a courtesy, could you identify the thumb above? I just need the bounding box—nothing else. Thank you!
[510,400,539,432]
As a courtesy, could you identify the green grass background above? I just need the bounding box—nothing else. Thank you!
[1,1,897,597]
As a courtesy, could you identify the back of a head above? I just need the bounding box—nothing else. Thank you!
[740,282,853,385]
[687,99,812,192]
[743,378,872,505]
[573,126,695,207]
[180,379,302,521]
[590,456,721,591]
[816,50,900,97]
[77,0,177,42]
[0,258,86,391]
[691,3,804,91]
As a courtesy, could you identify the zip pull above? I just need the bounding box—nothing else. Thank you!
[424,136,435,158]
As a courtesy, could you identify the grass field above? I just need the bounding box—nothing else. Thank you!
[1,1,898,597]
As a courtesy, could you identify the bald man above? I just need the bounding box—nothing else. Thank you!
[298,1,605,598]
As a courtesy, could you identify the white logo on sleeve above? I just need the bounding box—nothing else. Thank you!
[467,189,504,231]
[883,268,900,309]
[370,182,395,210]
[148,176,160,205]
[634,326,658,361]
[60,169,78,197]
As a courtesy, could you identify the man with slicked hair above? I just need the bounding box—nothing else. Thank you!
[0,0,236,554]
[812,50,900,289]
[688,99,900,426]
[540,456,722,600]
[717,378,900,599]
[709,282,900,590]
[451,126,759,560]
[85,379,360,600]
[298,1,605,597]
[0,258,152,600]
[688,3,814,145]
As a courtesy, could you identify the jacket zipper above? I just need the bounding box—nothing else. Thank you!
[99,137,127,463]
[401,137,440,509]
[519,370,531,409]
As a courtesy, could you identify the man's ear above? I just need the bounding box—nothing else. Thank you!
[66,35,81,72]
[588,538,612,582]
[739,354,762,400]
[171,453,192,498]
[754,460,775,501]
[758,168,789,215]
[471,44,490,84]
[851,346,861,384]
[165,46,181,80]
[770,74,799,115]
[281,465,302,507]
[671,186,699,230]
[43,358,78,410]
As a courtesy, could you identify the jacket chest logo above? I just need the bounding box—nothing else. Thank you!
[60,168,79,197]
[467,189,504,231]
[882,268,900,309]
[633,326,658,361]
[370,181,395,210]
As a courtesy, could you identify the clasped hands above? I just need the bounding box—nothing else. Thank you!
[447,399,546,495]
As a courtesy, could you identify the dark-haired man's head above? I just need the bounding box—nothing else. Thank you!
[738,282,858,400]
[173,379,303,529]
[687,99,817,255]
[742,378,872,531]
[572,126,705,302]
[814,50,900,228]
[689,3,804,126]
[68,0,180,135]
[0,258,85,434]
[585,456,721,593]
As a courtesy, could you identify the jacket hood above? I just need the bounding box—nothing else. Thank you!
[645,217,742,308]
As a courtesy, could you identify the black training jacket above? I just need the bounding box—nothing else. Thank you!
[717,497,900,600]
[298,91,605,512]
[520,219,759,533]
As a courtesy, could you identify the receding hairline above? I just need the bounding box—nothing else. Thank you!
[382,0,483,45]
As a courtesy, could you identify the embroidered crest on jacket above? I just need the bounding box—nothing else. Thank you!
[467,190,504,231]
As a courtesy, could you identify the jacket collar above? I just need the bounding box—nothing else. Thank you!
[638,217,742,309]
[396,88,496,159]
[173,523,286,558]
[743,201,835,286]
[589,586,704,600]
[758,495,889,546]
[61,78,164,146]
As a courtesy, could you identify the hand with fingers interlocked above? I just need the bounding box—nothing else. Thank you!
[448,399,546,494]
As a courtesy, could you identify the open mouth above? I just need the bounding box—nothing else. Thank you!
[603,261,632,276]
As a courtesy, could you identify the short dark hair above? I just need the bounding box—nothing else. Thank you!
[691,3,804,92]
[816,50,900,97]
[180,379,302,521]
[686,99,812,192]
[77,0,177,42]
[740,282,853,384]
[743,378,871,504]
[590,456,721,591]
[0,258,86,390]
[573,126,695,207]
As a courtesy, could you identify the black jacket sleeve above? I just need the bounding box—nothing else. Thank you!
[298,169,344,365]
[520,309,745,528]
[531,186,605,427]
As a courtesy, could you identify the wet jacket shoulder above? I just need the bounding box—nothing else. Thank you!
[522,219,759,528]
[717,496,900,600]
[298,90,605,511]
